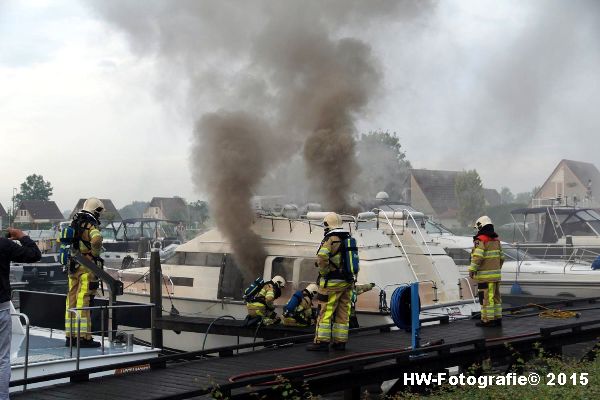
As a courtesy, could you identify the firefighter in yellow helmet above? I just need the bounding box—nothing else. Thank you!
[245,275,286,326]
[307,212,353,351]
[469,216,505,327]
[64,198,104,347]
[282,283,318,327]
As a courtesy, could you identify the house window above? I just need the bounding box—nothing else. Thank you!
[20,210,27,217]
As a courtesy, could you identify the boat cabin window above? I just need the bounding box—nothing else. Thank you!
[299,258,319,286]
[218,254,244,300]
[272,257,294,298]
[444,248,470,266]
[163,252,225,267]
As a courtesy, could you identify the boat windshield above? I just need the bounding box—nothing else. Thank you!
[502,244,537,261]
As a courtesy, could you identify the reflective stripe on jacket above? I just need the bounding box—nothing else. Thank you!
[468,235,504,282]
[247,283,276,311]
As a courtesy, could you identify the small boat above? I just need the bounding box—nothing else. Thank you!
[507,203,600,261]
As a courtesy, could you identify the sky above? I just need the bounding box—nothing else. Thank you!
[1,0,599,212]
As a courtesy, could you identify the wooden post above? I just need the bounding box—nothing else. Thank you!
[150,249,163,351]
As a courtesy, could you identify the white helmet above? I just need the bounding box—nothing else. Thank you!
[272,275,286,288]
[474,215,493,230]
[323,212,343,230]
[82,198,105,218]
[305,283,319,297]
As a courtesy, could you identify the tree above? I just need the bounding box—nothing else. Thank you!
[14,174,53,204]
[356,131,412,203]
[499,187,514,204]
[188,200,209,226]
[119,201,149,219]
[455,170,486,227]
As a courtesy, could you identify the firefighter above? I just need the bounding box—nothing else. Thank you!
[307,212,354,351]
[245,275,286,326]
[65,198,104,347]
[469,216,504,327]
[283,283,319,327]
[349,282,376,329]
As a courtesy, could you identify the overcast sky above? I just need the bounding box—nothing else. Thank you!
[1,0,599,212]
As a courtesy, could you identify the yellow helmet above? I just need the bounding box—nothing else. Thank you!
[82,198,105,218]
[323,212,343,230]
[272,275,286,288]
[474,215,493,230]
[305,283,319,297]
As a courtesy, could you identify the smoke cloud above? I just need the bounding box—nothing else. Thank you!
[86,0,437,275]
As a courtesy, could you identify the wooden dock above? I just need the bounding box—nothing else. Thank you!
[11,297,600,400]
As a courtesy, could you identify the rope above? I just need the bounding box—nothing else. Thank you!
[122,271,149,290]
[526,303,581,319]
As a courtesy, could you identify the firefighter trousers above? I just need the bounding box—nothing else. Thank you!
[65,266,98,339]
[314,288,351,344]
[478,281,502,322]
[246,303,279,325]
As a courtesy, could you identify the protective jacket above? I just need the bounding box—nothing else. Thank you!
[0,236,41,303]
[247,282,278,313]
[316,229,351,290]
[468,234,504,283]
[283,290,314,326]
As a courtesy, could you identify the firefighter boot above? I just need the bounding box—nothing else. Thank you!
[306,342,329,352]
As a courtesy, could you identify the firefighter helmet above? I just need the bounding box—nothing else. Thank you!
[82,198,105,218]
[323,212,343,230]
[272,275,286,288]
[474,215,493,230]
[305,283,319,297]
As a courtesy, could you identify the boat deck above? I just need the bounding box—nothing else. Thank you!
[12,297,600,399]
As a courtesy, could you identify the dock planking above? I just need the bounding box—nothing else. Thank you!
[12,298,600,400]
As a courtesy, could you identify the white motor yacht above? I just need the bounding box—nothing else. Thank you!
[109,211,479,351]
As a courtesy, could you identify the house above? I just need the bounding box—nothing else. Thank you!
[534,159,600,207]
[13,200,64,225]
[143,197,188,221]
[410,169,461,229]
[483,189,501,207]
[0,203,7,229]
[69,199,122,222]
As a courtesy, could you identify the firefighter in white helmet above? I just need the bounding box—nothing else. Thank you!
[282,283,319,327]
[64,198,105,348]
[246,275,286,325]
[307,212,354,351]
[469,216,505,327]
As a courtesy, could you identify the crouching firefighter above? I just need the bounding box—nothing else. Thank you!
[307,212,359,351]
[244,276,286,327]
[60,198,105,348]
[283,283,319,327]
[469,216,504,327]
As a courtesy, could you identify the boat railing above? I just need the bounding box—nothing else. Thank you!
[67,303,155,371]
[11,312,30,392]
[457,277,478,305]
[371,208,419,282]
[512,243,600,275]
[402,209,443,285]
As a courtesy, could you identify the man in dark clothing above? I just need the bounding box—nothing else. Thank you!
[0,228,41,399]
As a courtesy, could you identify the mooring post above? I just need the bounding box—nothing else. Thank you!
[150,248,163,352]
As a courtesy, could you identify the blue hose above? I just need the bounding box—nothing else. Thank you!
[390,286,411,330]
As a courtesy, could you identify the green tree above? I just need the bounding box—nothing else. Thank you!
[499,187,514,204]
[356,131,412,202]
[188,200,209,226]
[119,201,149,219]
[14,174,53,204]
[455,170,486,227]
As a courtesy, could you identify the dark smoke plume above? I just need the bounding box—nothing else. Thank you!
[87,0,436,274]
[192,112,270,279]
